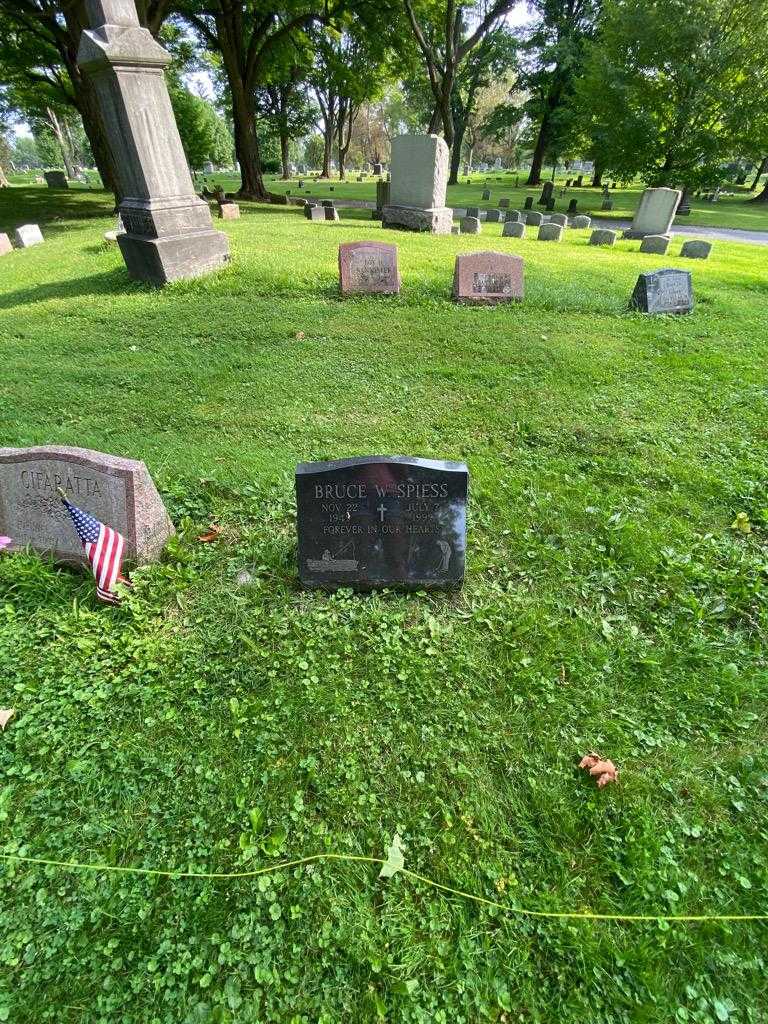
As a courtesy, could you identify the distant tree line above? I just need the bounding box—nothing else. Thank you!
[0,0,767,202]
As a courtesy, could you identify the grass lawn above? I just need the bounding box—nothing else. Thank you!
[0,186,767,1024]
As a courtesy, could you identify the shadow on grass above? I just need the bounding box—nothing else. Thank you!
[0,267,138,311]
[0,186,116,229]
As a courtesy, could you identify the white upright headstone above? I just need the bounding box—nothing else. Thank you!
[14,224,44,247]
[383,135,453,234]
[624,187,681,239]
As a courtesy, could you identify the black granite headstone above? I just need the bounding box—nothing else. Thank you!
[538,181,554,206]
[630,268,693,315]
[296,456,468,590]
[524,196,534,210]
[568,198,578,213]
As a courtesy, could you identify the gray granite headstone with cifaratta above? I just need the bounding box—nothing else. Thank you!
[383,134,453,234]
[0,446,174,564]
[77,0,229,285]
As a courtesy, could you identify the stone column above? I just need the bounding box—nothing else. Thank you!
[77,0,229,285]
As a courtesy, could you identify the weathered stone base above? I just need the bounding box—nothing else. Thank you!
[382,205,453,234]
[118,230,230,286]
[622,229,665,239]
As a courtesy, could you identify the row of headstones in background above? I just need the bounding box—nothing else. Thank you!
[0,225,44,253]
[638,236,712,258]
[461,213,592,234]
[334,241,694,313]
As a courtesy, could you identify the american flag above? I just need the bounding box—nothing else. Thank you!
[59,493,130,604]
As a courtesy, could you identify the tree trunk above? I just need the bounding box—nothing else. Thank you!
[750,156,767,191]
[217,20,268,202]
[46,107,76,178]
[749,177,768,202]
[230,79,268,200]
[526,120,548,186]
[280,132,290,179]
[591,163,603,187]
[449,116,466,185]
[62,3,122,199]
[279,88,290,179]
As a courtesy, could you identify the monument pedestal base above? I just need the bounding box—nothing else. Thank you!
[383,205,453,234]
[118,230,229,286]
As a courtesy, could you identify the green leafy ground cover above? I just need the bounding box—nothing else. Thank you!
[0,186,767,1024]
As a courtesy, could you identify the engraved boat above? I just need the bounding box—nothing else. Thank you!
[307,541,358,572]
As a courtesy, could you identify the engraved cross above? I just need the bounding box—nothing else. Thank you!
[376,503,386,523]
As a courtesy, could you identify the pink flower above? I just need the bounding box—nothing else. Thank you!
[0,536,12,551]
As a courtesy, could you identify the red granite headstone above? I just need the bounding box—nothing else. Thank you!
[453,251,524,304]
[338,241,400,296]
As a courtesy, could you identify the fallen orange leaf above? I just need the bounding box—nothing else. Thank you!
[579,752,618,787]
[197,524,222,543]
[0,709,15,730]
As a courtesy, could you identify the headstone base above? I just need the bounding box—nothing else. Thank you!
[118,230,229,285]
[382,205,453,234]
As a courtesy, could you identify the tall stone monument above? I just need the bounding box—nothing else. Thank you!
[383,135,453,234]
[77,0,229,285]
[623,187,681,239]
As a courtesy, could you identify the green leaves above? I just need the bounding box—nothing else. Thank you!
[379,834,405,879]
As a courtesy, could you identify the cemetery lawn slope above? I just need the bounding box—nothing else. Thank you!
[0,187,767,1024]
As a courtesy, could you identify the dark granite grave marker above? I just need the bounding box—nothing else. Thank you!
[524,196,534,210]
[630,268,693,315]
[296,456,468,589]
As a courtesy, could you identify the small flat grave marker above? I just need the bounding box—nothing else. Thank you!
[453,250,524,304]
[630,268,693,315]
[0,445,174,564]
[296,456,468,590]
[218,202,240,220]
[338,242,400,295]
[589,228,616,246]
[44,170,68,189]
[680,239,712,259]
[538,222,563,242]
[639,234,671,255]
[502,221,525,239]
